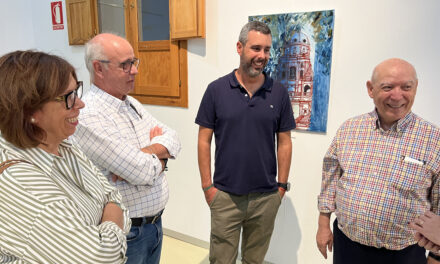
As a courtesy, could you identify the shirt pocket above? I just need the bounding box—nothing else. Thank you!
[391,156,428,191]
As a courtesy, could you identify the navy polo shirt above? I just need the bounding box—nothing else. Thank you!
[195,70,295,195]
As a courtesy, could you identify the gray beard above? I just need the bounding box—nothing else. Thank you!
[242,61,264,77]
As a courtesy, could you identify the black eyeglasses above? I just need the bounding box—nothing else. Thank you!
[99,58,140,73]
[54,81,83,109]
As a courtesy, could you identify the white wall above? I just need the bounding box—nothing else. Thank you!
[2,0,440,263]
[0,0,35,53]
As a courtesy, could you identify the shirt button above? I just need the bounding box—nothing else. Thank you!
[245,94,248,97]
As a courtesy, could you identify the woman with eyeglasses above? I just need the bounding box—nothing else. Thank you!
[0,50,130,263]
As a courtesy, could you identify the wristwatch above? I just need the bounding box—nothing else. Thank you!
[161,158,168,171]
[277,182,290,191]
[429,252,440,261]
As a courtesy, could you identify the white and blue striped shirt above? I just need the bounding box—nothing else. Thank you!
[74,84,181,218]
[0,135,130,264]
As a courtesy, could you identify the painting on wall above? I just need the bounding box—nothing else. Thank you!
[250,10,334,132]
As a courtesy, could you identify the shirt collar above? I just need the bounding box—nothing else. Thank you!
[370,109,414,132]
[89,84,141,120]
[228,69,273,92]
[0,134,73,176]
[89,84,129,112]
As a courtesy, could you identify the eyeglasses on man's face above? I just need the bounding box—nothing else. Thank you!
[54,81,83,109]
[98,58,140,73]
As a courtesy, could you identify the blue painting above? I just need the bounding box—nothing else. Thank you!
[250,10,334,132]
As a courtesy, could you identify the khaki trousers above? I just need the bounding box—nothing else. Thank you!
[209,190,282,264]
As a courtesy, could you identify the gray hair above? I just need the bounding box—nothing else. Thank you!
[238,21,271,46]
[84,39,107,82]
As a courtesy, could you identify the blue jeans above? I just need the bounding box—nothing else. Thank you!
[125,217,163,264]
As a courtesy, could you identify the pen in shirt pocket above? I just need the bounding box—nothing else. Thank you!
[402,155,426,165]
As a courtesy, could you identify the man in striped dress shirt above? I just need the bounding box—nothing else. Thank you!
[316,58,440,264]
[74,33,181,264]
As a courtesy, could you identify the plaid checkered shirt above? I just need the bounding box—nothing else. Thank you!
[318,110,440,250]
[74,84,181,218]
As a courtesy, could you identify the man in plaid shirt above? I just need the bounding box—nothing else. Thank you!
[316,58,440,264]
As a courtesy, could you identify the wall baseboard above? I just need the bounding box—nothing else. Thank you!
[163,228,210,249]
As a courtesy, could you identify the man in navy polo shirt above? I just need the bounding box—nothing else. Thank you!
[195,21,296,264]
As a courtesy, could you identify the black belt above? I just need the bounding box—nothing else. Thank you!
[131,210,163,226]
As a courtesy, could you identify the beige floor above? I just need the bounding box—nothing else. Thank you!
[160,236,243,264]
[160,235,210,264]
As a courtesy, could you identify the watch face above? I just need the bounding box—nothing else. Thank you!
[278,182,290,191]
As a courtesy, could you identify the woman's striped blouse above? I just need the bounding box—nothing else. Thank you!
[0,135,131,263]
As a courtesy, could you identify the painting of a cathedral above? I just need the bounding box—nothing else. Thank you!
[277,31,314,129]
[250,10,334,132]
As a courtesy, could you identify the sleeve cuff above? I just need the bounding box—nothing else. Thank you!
[150,138,180,159]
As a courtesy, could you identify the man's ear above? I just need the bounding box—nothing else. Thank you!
[93,60,104,79]
[237,41,243,56]
[366,80,374,99]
